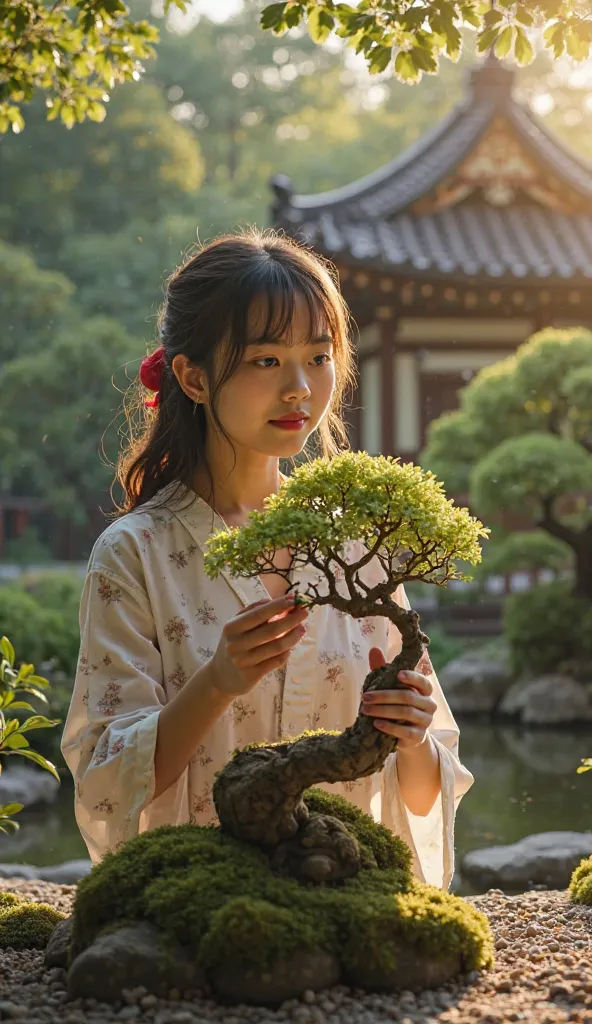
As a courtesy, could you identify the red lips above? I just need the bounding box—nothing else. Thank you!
[269,412,309,430]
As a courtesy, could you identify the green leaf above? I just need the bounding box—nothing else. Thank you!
[369,45,393,74]
[494,25,514,59]
[482,8,503,29]
[477,26,501,53]
[0,638,15,667]
[566,29,590,62]
[260,2,290,31]
[394,50,420,82]
[8,701,37,712]
[515,7,533,27]
[543,21,565,59]
[4,733,30,750]
[577,758,592,774]
[16,663,34,683]
[514,25,534,66]
[8,749,60,781]
[0,803,24,816]
[87,102,107,123]
[308,7,335,43]
[0,820,20,835]
[16,715,61,733]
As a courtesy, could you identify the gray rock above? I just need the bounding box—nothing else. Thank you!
[0,765,60,809]
[209,948,340,1005]
[0,863,39,880]
[45,917,74,969]
[499,674,592,724]
[439,647,513,714]
[345,946,462,992]
[68,923,206,1001]
[38,860,92,885]
[461,831,592,891]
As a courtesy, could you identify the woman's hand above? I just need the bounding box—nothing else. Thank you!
[361,647,437,750]
[209,595,308,698]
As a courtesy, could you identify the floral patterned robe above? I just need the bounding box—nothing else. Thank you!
[61,483,474,888]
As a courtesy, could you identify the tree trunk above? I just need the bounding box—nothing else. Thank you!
[573,532,592,601]
[213,603,429,883]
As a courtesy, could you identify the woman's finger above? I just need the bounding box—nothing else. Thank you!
[363,689,437,715]
[225,595,297,636]
[373,720,426,743]
[230,607,308,651]
[363,704,432,729]
[237,623,307,668]
[397,670,433,696]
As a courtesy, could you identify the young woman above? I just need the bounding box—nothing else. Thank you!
[61,230,473,890]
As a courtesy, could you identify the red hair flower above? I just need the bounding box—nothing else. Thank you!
[139,346,165,408]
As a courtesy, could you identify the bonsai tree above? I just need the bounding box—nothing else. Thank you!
[203,451,488,883]
[0,635,61,835]
[68,453,492,1004]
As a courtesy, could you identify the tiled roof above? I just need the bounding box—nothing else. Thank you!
[271,60,592,282]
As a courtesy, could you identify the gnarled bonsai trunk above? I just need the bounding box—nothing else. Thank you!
[213,601,429,883]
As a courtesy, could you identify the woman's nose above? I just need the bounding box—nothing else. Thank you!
[281,366,311,402]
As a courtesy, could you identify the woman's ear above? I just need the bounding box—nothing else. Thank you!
[171,353,209,405]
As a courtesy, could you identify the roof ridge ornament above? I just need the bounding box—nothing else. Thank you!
[470,52,515,102]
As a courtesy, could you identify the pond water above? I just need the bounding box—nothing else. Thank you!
[1,721,590,895]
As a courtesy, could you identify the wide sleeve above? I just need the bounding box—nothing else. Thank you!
[61,540,186,864]
[381,584,474,890]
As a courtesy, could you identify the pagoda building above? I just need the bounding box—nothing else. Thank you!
[270,56,592,462]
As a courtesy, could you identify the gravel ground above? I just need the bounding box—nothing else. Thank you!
[0,879,591,1024]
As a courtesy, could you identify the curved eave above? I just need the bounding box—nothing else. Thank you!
[508,104,592,200]
[289,95,493,217]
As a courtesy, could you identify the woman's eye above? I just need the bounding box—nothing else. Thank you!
[254,356,279,368]
[312,353,331,365]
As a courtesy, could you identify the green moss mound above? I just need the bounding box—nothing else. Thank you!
[569,855,592,905]
[72,787,493,979]
[0,893,65,950]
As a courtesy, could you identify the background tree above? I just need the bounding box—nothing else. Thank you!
[261,1,592,80]
[0,0,186,132]
[422,328,592,676]
[0,314,137,527]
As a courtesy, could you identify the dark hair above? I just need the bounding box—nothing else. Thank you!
[116,228,356,514]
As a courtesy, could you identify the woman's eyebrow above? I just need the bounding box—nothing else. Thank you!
[246,333,333,346]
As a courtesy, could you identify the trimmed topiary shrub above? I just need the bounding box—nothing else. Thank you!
[0,891,65,950]
[503,579,592,678]
[569,856,592,905]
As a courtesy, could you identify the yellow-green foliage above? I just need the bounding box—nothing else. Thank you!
[204,452,488,589]
[0,892,65,950]
[72,788,493,976]
[569,855,592,905]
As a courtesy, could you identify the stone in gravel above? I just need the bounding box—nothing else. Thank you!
[208,949,340,1005]
[345,945,462,993]
[68,923,206,1001]
[0,864,39,881]
[44,916,74,969]
[38,860,92,885]
[461,832,592,890]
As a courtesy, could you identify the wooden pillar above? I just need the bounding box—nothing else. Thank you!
[380,320,396,456]
[14,508,29,536]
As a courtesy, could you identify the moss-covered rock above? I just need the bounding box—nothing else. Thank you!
[71,787,493,1002]
[0,893,65,950]
[569,855,592,905]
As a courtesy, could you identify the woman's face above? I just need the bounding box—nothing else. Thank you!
[211,292,336,459]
